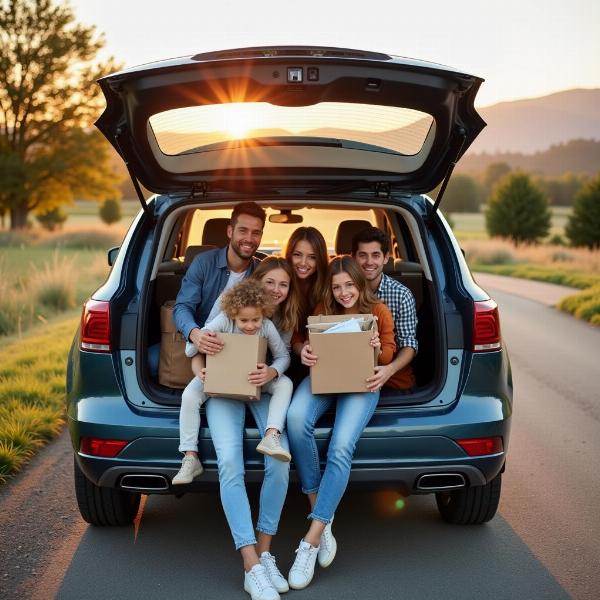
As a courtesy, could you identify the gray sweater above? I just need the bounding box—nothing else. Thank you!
[202,312,290,376]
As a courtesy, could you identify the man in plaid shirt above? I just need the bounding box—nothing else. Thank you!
[352,227,418,390]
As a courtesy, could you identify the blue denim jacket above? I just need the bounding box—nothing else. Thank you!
[173,246,259,341]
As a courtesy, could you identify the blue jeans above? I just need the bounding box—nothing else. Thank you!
[286,376,380,524]
[206,394,290,550]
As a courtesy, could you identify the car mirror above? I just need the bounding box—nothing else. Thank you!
[108,246,120,266]
[269,210,303,224]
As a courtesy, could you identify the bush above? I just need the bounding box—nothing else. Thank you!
[28,253,76,311]
[485,172,551,245]
[565,174,600,249]
[0,230,32,247]
[99,198,122,225]
[36,207,67,231]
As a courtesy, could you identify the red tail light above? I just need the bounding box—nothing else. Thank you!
[80,437,128,457]
[473,299,501,352]
[457,436,503,456]
[80,299,111,352]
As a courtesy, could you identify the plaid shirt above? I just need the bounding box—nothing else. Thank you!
[376,273,418,353]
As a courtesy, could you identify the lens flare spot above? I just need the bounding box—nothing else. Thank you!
[395,498,406,510]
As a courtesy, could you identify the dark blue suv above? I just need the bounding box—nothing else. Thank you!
[67,46,512,527]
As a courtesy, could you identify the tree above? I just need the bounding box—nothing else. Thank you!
[565,174,600,249]
[36,205,67,230]
[483,162,511,200]
[99,198,122,225]
[0,0,122,229]
[537,173,587,206]
[443,174,481,213]
[485,172,551,245]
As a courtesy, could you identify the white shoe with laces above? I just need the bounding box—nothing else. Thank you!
[256,431,291,462]
[260,552,289,593]
[318,516,337,567]
[171,455,203,485]
[244,564,280,600]
[288,539,319,590]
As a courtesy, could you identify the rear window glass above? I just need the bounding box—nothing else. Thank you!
[149,102,433,157]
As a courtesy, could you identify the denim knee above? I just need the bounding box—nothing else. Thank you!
[327,442,354,471]
[216,450,244,486]
[264,454,290,485]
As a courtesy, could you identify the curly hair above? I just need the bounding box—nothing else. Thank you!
[251,256,300,333]
[220,279,274,320]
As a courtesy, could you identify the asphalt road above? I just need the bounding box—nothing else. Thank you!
[1,278,599,600]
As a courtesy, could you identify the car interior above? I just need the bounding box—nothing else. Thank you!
[145,203,440,401]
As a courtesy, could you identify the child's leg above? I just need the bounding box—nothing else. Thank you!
[173,377,207,484]
[256,375,293,461]
[178,376,207,453]
[262,374,293,433]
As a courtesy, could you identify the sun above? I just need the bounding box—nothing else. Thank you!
[223,103,254,139]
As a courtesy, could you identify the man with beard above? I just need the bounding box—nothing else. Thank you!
[174,202,266,356]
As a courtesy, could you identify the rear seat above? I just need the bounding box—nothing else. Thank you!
[383,258,424,311]
[154,218,230,307]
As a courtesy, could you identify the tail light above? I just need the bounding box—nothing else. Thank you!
[457,437,504,456]
[80,299,111,352]
[473,299,501,352]
[80,437,128,457]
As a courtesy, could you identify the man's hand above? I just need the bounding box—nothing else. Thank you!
[189,328,224,355]
[366,364,394,392]
[300,343,318,367]
[248,363,276,386]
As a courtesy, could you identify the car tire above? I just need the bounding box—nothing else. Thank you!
[74,457,141,526]
[435,473,501,525]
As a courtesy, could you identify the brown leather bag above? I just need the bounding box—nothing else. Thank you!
[158,301,194,388]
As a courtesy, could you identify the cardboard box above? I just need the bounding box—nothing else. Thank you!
[307,314,378,394]
[204,333,268,400]
[158,301,194,389]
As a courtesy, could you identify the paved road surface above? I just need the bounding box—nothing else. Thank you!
[1,276,598,599]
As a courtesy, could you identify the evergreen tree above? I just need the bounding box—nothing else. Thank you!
[99,199,122,225]
[485,172,551,245]
[565,174,600,249]
[443,175,481,213]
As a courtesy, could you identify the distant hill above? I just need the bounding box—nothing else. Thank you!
[470,88,600,154]
[458,138,600,177]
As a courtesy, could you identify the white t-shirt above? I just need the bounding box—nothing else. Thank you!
[205,270,246,323]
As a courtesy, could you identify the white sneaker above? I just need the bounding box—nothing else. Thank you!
[256,431,291,462]
[244,564,280,600]
[260,552,289,593]
[185,341,198,358]
[288,540,319,590]
[318,517,337,568]
[171,455,203,485]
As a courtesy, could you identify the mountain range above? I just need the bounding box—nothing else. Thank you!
[469,88,600,154]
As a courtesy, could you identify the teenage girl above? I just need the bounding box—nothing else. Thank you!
[285,255,397,590]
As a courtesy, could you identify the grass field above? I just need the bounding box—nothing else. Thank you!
[451,207,572,241]
[0,314,79,483]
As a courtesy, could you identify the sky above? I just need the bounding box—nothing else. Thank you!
[70,0,600,107]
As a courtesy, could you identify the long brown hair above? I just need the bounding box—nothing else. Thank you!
[251,256,300,333]
[285,226,329,323]
[324,255,380,315]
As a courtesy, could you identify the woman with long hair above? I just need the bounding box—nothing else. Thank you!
[285,255,397,590]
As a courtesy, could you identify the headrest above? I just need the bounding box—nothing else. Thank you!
[334,219,372,255]
[184,245,217,266]
[202,218,230,247]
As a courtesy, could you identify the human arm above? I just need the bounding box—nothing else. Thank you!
[190,311,230,355]
[374,303,396,365]
[173,256,207,341]
[365,346,416,392]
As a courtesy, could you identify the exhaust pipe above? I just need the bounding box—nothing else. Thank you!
[120,474,169,492]
[416,473,466,491]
